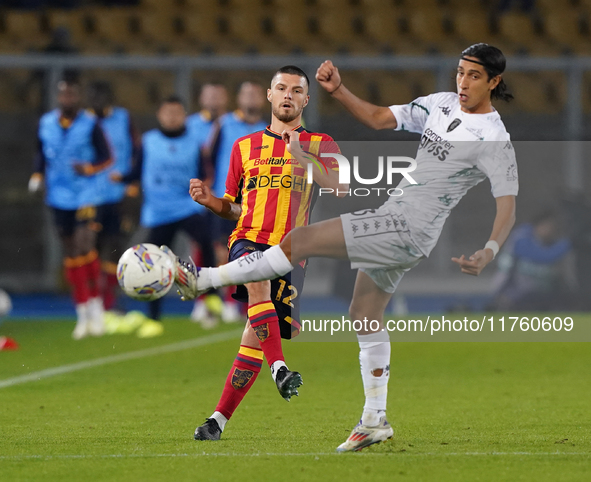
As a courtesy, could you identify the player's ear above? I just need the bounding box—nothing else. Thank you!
[267,88,273,103]
[489,75,501,91]
[303,94,310,108]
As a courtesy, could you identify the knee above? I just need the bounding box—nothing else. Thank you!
[349,299,364,323]
[246,281,272,305]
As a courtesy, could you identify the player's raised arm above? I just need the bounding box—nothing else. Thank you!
[189,178,241,221]
[316,60,397,130]
[452,195,516,276]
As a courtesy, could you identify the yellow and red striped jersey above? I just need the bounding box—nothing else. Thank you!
[224,125,339,248]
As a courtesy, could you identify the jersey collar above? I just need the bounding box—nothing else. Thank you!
[264,124,305,139]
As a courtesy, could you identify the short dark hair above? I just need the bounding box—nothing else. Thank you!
[461,43,513,102]
[161,94,186,108]
[88,81,114,101]
[238,80,264,93]
[533,208,559,226]
[274,65,310,88]
[57,73,81,91]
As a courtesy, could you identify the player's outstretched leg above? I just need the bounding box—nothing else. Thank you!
[168,244,294,300]
[195,323,264,441]
[169,219,348,300]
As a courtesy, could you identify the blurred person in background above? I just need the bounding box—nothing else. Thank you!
[185,82,229,326]
[29,77,112,339]
[491,209,575,311]
[112,95,215,337]
[191,81,267,325]
[87,80,141,318]
[188,82,229,131]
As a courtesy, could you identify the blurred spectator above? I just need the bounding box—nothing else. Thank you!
[185,82,229,326]
[44,27,78,55]
[87,80,140,314]
[29,77,112,339]
[112,95,216,336]
[490,209,575,311]
[192,81,267,324]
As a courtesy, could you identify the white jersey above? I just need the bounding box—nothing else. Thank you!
[387,92,518,256]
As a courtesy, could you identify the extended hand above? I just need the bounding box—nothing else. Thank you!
[110,171,123,183]
[451,249,494,276]
[189,178,213,206]
[28,173,43,193]
[73,163,92,176]
[315,60,342,94]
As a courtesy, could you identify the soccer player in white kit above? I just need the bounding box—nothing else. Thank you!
[173,43,519,451]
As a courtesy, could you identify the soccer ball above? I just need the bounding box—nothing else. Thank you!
[117,244,175,301]
[0,289,12,318]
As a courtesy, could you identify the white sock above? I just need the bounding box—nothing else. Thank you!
[75,302,89,325]
[358,330,390,426]
[209,246,293,288]
[210,411,228,432]
[270,360,287,382]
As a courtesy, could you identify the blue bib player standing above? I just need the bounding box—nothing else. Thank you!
[113,95,216,336]
[87,80,140,315]
[29,77,112,340]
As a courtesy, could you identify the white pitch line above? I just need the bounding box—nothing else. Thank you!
[0,329,243,389]
[0,452,589,461]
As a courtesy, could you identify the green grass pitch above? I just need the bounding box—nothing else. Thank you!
[0,315,589,481]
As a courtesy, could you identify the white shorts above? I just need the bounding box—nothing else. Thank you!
[341,204,424,293]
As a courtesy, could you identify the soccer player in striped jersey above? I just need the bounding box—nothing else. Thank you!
[191,81,267,325]
[29,77,112,339]
[173,44,518,451]
[185,66,347,441]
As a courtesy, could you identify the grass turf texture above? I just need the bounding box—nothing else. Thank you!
[0,315,589,482]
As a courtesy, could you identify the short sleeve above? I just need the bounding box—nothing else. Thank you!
[318,134,341,171]
[389,93,441,134]
[476,139,519,198]
[224,140,243,202]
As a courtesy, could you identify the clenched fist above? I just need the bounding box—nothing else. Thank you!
[189,178,213,207]
[316,60,342,94]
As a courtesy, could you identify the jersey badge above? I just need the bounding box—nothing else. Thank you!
[447,118,462,132]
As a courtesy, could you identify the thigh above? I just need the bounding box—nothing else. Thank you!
[73,206,98,256]
[73,224,97,257]
[231,239,303,340]
[182,213,215,266]
[96,202,122,238]
[271,264,304,340]
[146,221,177,248]
[181,212,211,245]
[341,204,424,271]
[52,208,77,239]
[287,217,348,264]
[349,270,393,334]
